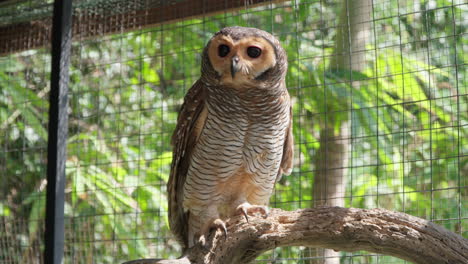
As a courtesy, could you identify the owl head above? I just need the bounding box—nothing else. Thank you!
[201,26,287,89]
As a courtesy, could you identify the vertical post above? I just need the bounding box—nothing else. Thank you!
[44,0,73,263]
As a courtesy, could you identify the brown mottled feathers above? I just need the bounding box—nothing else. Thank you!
[278,103,294,181]
[167,80,293,250]
[167,27,293,251]
[167,80,207,249]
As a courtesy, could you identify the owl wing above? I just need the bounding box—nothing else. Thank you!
[167,79,207,249]
[278,93,294,181]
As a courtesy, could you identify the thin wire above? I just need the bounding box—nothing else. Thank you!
[133,0,144,255]
[450,0,462,235]
[369,0,383,214]
[395,0,408,217]
[292,0,301,210]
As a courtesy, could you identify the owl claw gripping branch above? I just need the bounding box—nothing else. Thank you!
[167,26,293,251]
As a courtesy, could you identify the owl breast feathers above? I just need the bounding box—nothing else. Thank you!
[167,26,293,250]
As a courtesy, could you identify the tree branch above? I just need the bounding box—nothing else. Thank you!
[123,207,468,264]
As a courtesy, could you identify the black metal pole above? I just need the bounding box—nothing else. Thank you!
[44,0,73,263]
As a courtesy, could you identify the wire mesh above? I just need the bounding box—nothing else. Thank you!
[0,0,466,263]
[0,11,52,264]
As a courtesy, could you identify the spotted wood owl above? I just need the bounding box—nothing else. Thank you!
[167,26,293,250]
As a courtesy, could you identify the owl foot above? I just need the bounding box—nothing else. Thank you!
[235,202,269,223]
[197,218,228,247]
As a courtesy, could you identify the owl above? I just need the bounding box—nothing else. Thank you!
[167,26,293,250]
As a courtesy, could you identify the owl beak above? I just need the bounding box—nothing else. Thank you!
[231,55,240,78]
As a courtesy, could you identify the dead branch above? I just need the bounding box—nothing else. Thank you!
[123,207,468,264]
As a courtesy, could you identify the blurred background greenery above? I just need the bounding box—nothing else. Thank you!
[0,0,466,263]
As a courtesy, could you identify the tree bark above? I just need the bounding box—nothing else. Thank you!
[312,124,349,263]
[313,125,348,208]
[313,0,373,262]
[123,207,468,264]
[329,0,373,71]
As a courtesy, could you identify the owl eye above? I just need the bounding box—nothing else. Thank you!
[247,46,262,58]
[218,44,230,57]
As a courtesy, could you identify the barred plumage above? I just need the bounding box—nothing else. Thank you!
[167,27,293,250]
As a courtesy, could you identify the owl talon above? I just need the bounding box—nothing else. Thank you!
[197,234,207,247]
[197,235,212,251]
[223,226,228,240]
[213,219,228,240]
[198,218,228,246]
[239,206,249,223]
[236,202,269,222]
[262,207,270,218]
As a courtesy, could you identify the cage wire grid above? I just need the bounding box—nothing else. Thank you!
[0,0,467,263]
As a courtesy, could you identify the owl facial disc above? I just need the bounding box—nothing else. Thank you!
[207,34,277,88]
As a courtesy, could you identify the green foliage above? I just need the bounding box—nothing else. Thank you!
[0,0,466,263]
